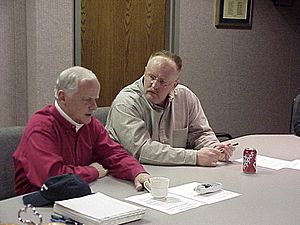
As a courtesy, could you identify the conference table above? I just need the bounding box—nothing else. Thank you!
[1,134,299,225]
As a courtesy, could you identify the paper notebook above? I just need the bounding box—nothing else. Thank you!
[53,192,146,225]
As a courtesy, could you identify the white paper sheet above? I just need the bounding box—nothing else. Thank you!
[126,182,241,215]
[236,155,291,170]
[287,159,300,170]
[125,192,205,215]
[169,182,241,204]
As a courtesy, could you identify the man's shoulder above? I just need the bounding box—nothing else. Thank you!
[175,83,193,91]
[114,81,144,104]
[175,84,197,98]
[28,104,53,119]
[24,105,59,133]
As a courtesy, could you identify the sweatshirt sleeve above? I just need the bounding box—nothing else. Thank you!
[92,121,147,181]
[106,103,198,165]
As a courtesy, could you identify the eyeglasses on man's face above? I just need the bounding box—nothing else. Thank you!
[145,73,178,87]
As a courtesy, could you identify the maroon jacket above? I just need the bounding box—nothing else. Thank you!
[13,104,146,195]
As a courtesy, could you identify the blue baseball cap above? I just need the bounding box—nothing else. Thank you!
[23,173,91,207]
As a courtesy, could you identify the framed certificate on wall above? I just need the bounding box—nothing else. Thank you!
[215,0,253,29]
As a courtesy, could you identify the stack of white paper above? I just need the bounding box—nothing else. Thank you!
[53,192,146,225]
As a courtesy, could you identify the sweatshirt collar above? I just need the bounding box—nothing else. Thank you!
[54,101,84,132]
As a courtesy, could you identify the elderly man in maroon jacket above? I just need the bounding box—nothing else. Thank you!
[13,66,150,195]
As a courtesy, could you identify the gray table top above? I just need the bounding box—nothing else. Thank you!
[1,134,300,225]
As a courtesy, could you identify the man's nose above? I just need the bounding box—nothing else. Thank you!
[151,79,160,89]
[90,99,98,109]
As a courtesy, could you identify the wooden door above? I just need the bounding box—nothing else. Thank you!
[81,0,167,106]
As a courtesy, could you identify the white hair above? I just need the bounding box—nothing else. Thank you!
[54,66,97,98]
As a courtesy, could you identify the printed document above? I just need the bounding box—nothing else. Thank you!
[236,155,291,170]
[126,182,241,215]
[169,182,241,204]
[126,192,205,215]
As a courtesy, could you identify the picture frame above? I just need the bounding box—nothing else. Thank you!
[215,0,253,29]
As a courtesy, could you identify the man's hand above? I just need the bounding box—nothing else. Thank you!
[134,173,150,191]
[196,147,222,167]
[214,143,235,162]
[89,162,108,178]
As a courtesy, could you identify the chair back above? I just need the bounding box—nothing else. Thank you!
[94,107,110,126]
[0,126,24,200]
[216,132,233,142]
[290,93,300,133]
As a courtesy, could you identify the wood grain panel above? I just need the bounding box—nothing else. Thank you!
[81,0,166,106]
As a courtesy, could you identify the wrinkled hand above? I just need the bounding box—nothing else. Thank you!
[214,143,235,162]
[90,162,108,178]
[134,173,150,191]
[196,147,222,167]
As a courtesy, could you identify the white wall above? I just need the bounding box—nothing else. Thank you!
[178,0,300,137]
[0,0,27,126]
[0,0,74,127]
[26,0,74,116]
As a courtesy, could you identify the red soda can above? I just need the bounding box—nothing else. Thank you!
[243,148,257,173]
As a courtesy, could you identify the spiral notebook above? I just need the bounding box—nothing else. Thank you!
[53,192,146,225]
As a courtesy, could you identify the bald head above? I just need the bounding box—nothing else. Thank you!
[146,56,178,77]
[148,50,182,72]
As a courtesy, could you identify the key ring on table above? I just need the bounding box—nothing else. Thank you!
[18,204,43,225]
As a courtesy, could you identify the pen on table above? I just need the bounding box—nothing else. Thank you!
[51,214,84,225]
[231,142,239,147]
[217,142,239,152]
[51,218,83,225]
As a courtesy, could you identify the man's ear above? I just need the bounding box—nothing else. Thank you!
[172,79,180,90]
[57,90,66,103]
